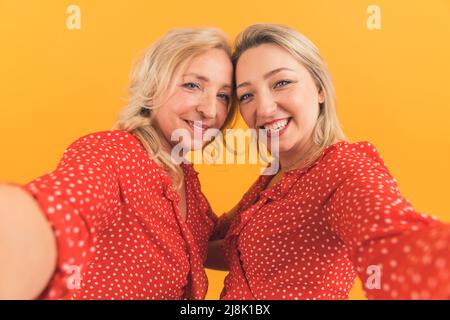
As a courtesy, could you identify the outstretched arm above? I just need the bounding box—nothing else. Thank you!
[324,157,450,299]
[0,183,57,299]
[0,131,144,299]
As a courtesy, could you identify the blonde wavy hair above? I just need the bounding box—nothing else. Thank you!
[232,24,347,168]
[112,28,237,189]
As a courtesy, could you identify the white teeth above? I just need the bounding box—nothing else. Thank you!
[263,119,289,132]
[187,121,208,132]
[193,123,203,130]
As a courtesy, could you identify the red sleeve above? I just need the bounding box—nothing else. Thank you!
[19,130,141,298]
[323,146,450,299]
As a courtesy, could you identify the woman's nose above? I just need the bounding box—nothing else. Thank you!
[197,93,217,119]
[256,92,277,120]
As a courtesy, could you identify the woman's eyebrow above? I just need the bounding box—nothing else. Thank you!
[236,67,295,90]
[183,73,231,89]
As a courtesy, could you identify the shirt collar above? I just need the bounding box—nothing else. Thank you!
[259,141,347,200]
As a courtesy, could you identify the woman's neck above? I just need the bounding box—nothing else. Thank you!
[278,139,318,173]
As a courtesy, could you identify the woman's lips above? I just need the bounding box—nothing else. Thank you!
[184,120,210,136]
[264,117,292,138]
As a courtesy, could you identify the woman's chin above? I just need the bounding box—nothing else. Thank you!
[188,136,205,149]
[267,139,293,155]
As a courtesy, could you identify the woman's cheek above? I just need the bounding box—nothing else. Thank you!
[240,108,254,128]
[218,111,227,127]
[175,91,200,113]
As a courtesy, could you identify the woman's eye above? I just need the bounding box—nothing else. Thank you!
[239,93,252,102]
[217,93,230,102]
[274,80,291,88]
[183,82,200,90]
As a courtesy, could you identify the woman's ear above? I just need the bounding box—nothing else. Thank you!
[318,88,325,104]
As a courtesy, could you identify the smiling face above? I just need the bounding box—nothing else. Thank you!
[152,48,232,151]
[235,43,325,163]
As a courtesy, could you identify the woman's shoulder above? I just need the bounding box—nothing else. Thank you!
[320,140,391,177]
[325,140,384,164]
[63,130,160,170]
[69,130,139,147]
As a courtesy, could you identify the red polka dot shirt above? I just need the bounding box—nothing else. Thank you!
[16,130,217,300]
[216,141,450,300]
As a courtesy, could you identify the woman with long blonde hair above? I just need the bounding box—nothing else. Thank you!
[0,27,237,300]
[207,24,450,300]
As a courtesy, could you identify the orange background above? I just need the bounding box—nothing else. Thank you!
[0,0,449,299]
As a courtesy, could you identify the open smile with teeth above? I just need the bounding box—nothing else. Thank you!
[262,118,292,134]
[184,120,210,134]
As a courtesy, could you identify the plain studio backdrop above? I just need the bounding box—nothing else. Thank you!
[0,0,449,299]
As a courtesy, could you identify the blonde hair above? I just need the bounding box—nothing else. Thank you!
[112,28,237,189]
[232,24,347,168]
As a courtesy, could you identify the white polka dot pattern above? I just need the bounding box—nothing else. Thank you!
[219,141,450,300]
[20,130,217,300]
